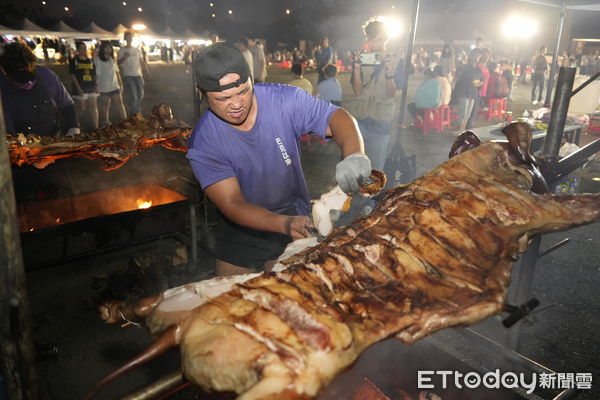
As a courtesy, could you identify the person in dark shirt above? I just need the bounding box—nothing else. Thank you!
[69,41,99,129]
[315,37,334,83]
[0,41,79,137]
[453,48,483,131]
[531,46,548,105]
[500,59,514,100]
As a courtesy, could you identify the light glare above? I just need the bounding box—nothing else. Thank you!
[502,15,538,39]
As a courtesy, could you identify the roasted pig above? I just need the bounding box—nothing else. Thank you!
[90,123,600,400]
[6,104,191,170]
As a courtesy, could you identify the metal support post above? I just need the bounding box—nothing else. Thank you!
[544,0,568,107]
[0,101,39,398]
[543,67,576,156]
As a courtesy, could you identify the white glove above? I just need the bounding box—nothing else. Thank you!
[66,127,81,137]
[335,153,371,194]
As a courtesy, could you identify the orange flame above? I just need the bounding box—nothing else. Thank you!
[137,199,152,209]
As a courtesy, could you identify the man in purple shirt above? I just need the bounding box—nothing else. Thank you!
[0,41,79,137]
[188,43,371,276]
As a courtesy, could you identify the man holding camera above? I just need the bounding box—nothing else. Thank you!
[348,18,399,212]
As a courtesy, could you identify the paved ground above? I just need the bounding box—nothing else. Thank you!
[19,62,600,399]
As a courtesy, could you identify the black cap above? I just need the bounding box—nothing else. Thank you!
[194,43,251,92]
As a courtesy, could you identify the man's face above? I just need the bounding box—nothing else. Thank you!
[205,73,254,126]
[367,33,388,52]
[124,33,133,45]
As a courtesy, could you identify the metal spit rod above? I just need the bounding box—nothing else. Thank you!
[120,371,185,400]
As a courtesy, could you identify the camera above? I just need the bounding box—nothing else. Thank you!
[359,52,383,66]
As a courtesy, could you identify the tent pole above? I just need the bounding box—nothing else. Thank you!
[544,0,568,107]
[0,102,39,398]
[397,0,420,127]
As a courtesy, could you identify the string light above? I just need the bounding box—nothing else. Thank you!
[122,1,127,5]
[137,6,143,12]
[209,2,214,6]
[41,1,47,5]
[285,9,291,14]
[228,9,232,14]
[211,13,216,17]
[64,6,69,11]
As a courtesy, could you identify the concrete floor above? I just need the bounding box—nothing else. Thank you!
[18,63,600,399]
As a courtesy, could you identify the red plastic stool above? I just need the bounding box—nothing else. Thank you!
[414,106,450,134]
[438,104,451,132]
[481,98,507,121]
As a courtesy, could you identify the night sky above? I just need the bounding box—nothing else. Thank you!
[1,0,598,50]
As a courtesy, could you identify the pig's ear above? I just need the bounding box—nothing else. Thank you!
[448,131,482,159]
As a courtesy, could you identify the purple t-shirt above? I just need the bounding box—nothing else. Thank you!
[0,66,74,135]
[187,83,339,216]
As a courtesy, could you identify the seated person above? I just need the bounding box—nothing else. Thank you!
[407,68,441,122]
[287,63,313,94]
[0,41,79,137]
[316,64,342,106]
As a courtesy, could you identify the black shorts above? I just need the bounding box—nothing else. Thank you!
[100,89,121,97]
[214,208,296,270]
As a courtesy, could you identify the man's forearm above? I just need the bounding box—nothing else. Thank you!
[328,109,364,157]
[220,200,290,235]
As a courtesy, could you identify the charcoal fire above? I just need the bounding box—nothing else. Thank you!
[6,104,191,171]
[18,184,185,233]
[89,123,600,400]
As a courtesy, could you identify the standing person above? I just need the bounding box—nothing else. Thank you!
[187,43,371,276]
[434,65,451,107]
[69,41,99,130]
[118,31,150,116]
[315,37,333,83]
[316,64,342,106]
[0,41,79,137]
[347,17,401,215]
[439,44,456,82]
[466,47,490,130]
[531,46,548,105]
[349,17,399,173]
[500,59,514,100]
[288,63,313,94]
[94,41,126,127]
[245,33,267,83]
[453,48,483,131]
[234,38,254,81]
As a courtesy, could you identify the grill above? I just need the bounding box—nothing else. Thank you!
[19,184,190,268]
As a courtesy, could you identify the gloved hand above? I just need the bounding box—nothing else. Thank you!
[65,127,81,137]
[335,153,371,194]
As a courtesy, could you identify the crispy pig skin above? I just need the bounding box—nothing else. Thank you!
[6,104,191,170]
[93,138,600,400]
[167,141,599,399]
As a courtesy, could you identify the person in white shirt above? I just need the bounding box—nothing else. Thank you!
[234,38,255,81]
[118,31,150,116]
[245,33,267,83]
[94,41,126,127]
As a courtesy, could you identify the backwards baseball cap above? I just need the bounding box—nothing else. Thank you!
[194,43,251,92]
